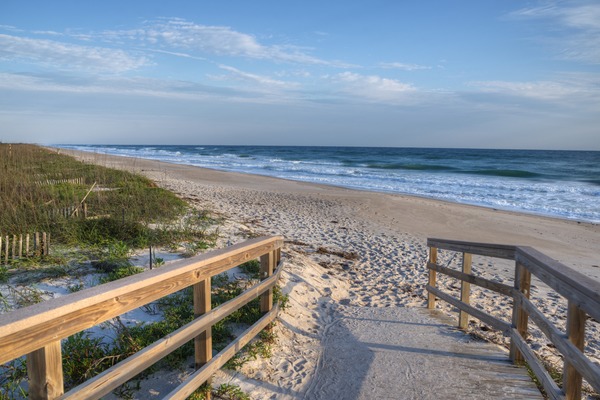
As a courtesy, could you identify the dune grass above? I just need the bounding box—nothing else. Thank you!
[0,143,187,246]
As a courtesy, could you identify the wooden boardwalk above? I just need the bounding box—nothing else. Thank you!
[306,306,542,400]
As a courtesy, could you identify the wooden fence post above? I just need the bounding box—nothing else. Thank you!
[260,252,275,314]
[26,341,64,400]
[35,232,40,256]
[26,234,30,257]
[4,235,8,263]
[427,247,438,309]
[18,234,23,258]
[510,261,532,363]
[459,252,472,329]
[41,232,47,256]
[194,277,212,398]
[563,301,586,400]
[12,235,17,260]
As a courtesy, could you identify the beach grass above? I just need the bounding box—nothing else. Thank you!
[0,143,187,248]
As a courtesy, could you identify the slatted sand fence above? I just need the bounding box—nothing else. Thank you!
[0,232,50,263]
[426,238,600,400]
[0,235,284,399]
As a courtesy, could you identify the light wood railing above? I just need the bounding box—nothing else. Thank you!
[0,235,284,400]
[426,238,600,400]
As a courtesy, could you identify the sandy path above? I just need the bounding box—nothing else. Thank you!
[60,149,600,398]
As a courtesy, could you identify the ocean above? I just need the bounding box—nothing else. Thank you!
[56,145,600,223]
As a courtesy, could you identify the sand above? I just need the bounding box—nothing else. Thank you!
[60,149,600,398]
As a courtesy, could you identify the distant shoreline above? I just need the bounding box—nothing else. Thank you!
[53,144,600,224]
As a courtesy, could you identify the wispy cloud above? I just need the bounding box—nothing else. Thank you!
[510,1,600,64]
[379,62,431,71]
[0,71,239,100]
[329,72,416,103]
[470,73,600,103]
[143,48,207,61]
[512,3,600,31]
[216,65,299,89]
[100,18,331,65]
[0,34,149,73]
[32,30,63,37]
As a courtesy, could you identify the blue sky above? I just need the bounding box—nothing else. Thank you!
[1,1,599,149]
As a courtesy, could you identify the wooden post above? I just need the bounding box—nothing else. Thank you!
[510,261,532,363]
[41,232,47,256]
[276,247,281,268]
[427,247,438,309]
[459,252,472,329]
[0,235,2,263]
[260,252,275,314]
[35,232,40,256]
[194,277,212,398]
[18,234,23,258]
[12,235,16,260]
[149,246,153,270]
[71,182,96,217]
[26,234,30,257]
[83,202,88,219]
[563,301,586,400]
[4,235,8,263]
[26,341,64,399]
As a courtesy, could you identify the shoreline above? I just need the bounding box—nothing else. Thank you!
[53,146,600,225]
[58,147,600,275]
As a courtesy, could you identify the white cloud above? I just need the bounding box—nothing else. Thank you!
[511,1,600,63]
[143,48,206,61]
[32,30,63,37]
[379,62,431,71]
[0,72,214,99]
[0,71,299,106]
[330,72,416,103]
[101,18,330,65]
[0,34,148,73]
[0,25,22,33]
[513,3,600,31]
[217,65,299,89]
[470,74,600,103]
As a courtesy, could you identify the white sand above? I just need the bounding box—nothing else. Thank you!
[61,150,600,398]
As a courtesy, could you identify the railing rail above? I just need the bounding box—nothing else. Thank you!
[0,235,284,400]
[426,238,600,400]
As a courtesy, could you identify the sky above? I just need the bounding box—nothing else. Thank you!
[0,1,599,150]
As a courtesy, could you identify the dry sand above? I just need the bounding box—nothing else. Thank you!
[61,149,600,398]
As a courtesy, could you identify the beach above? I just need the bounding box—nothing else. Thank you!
[61,149,600,398]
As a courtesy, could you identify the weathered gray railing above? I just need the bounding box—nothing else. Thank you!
[0,235,284,399]
[426,238,600,400]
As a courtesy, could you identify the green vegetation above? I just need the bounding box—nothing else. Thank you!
[0,144,218,275]
[0,145,282,400]
[0,144,186,243]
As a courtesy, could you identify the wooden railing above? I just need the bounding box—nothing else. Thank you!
[0,235,284,400]
[426,238,600,400]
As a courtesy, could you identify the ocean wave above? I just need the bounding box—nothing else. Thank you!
[463,169,543,179]
[366,163,457,171]
[581,179,600,187]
